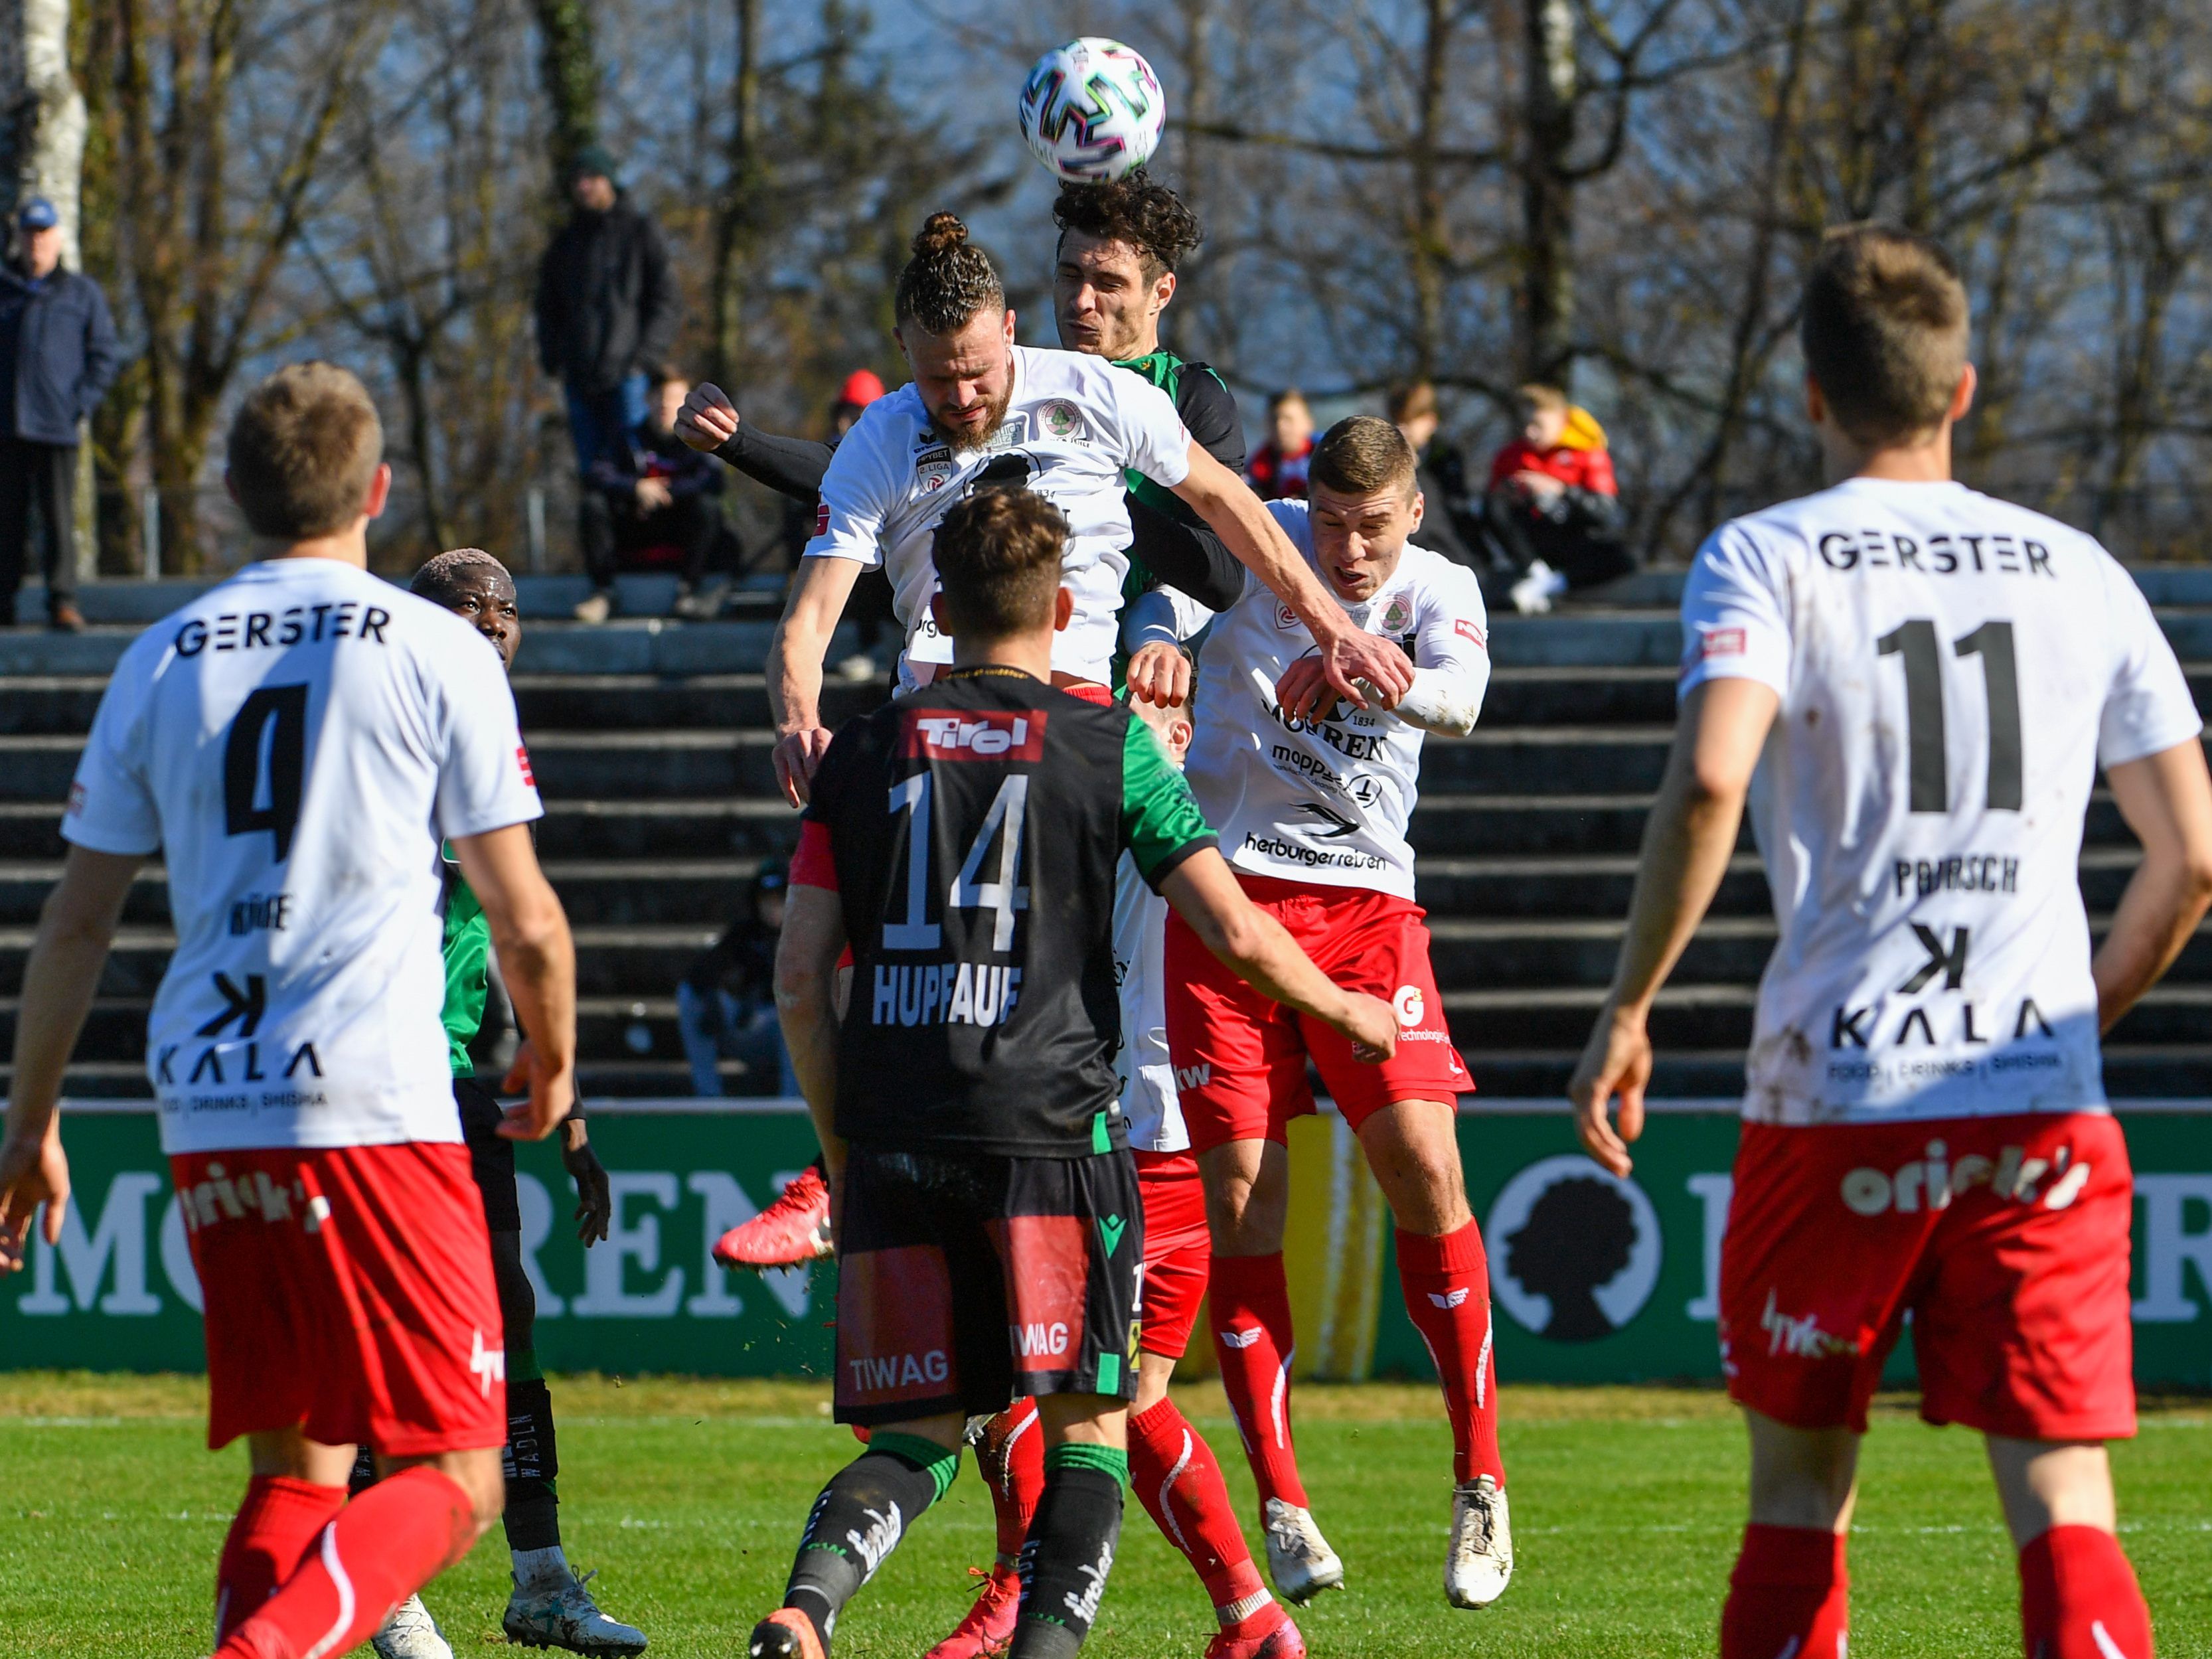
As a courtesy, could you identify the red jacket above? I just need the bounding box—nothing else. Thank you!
[1247,439,1312,501]
[1488,436,1617,497]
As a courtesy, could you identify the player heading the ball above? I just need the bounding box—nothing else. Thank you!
[1569,224,2212,1659]
[0,362,579,1659]
[746,488,1397,1659]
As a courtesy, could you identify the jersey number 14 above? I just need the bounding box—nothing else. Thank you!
[883,772,1031,951]
[1876,619,2020,813]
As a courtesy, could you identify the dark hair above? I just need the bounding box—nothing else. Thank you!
[411,547,511,606]
[1309,416,1417,498]
[226,362,384,539]
[895,213,1005,337]
[1052,169,1203,283]
[932,490,1067,641]
[1800,222,1970,446]
[1387,381,1439,425]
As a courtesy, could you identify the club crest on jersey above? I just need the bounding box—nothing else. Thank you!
[899,708,1048,761]
[1275,602,1300,631]
[1038,399,1086,440]
[1381,594,1413,634]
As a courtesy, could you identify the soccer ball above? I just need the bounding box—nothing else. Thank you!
[1017,38,1165,183]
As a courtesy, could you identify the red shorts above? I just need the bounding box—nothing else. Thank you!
[173,1142,508,1456]
[1719,1113,2136,1440]
[1164,873,1468,1153]
[1136,1150,1211,1360]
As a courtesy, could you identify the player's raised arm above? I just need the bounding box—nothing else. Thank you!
[1569,677,1778,1174]
[453,824,577,1141]
[1168,441,1413,710]
[767,554,864,806]
[0,846,141,1267]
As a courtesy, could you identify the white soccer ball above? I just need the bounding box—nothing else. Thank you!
[1016,38,1166,183]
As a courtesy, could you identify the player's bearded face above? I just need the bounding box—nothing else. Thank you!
[1308,481,1422,601]
[904,311,1016,453]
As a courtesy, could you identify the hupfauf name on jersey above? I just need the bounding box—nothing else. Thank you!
[1893,854,2018,899]
[175,603,391,656]
[871,962,1024,1027]
[898,708,1048,762]
[1814,528,2055,578]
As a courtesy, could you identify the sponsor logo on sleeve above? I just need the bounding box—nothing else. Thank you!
[1454,617,1488,649]
[1699,626,1747,659]
[516,744,536,787]
[813,503,832,538]
[898,708,1049,761]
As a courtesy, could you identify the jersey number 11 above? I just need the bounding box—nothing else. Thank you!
[1876,618,2020,813]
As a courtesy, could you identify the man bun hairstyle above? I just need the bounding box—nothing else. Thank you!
[1052,169,1203,282]
[226,362,383,540]
[411,546,510,605]
[1800,222,1970,447]
[1310,416,1417,499]
[931,489,1067,641]
[896,212,1006,337]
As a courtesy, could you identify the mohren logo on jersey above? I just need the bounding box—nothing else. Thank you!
[1699,626,1747,659]
[899,708,1048,761]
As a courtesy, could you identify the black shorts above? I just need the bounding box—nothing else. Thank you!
[455,1075,521,1233]
[833,1145,1144,1427]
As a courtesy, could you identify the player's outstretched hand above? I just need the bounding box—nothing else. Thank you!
[1569,1006,1651,1177]
[1336,992,1399,1066]
[1273,653,1336,722]
[774,726,836,808]
[676,382,740,452]
[560,1117,613,1246]
[1316,629,1413,714]
[1125,641,1192,708]
[499,1042,574,1142]
[0,1124,70,1273]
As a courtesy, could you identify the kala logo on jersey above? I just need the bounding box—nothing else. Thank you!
[899,708,1049,761]
[1488,1155,1663,1343]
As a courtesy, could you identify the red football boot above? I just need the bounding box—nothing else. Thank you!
[748,1607,827,1659]
[1205,1601,1306,1659]
[923,1563,1022,1659]
[714,1164,833,1269]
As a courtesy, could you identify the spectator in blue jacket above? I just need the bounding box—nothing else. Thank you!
[0,198,117,631]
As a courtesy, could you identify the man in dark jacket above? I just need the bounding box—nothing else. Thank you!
[576,375,726,621]
[533,148,678,594]
[0,198,118,631]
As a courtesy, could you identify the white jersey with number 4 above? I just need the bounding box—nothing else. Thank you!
[64,558,543,1156]
[804,343,1192,690]
[1183,499,1491,901]
[1682,477,2201,1126]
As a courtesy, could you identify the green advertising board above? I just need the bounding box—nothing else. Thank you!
[5,1101,2208,1390]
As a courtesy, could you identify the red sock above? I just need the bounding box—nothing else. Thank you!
[1208,1252,1307,1510]
[977,1398,1045,1565]
[1395,1223,1505,1486]
[216,1466,476,1659]
[1129,1395,1271,1623]
[1720,1524,1849,1659]
[214,1477,348,1642]
[2019,1525,2156,1659]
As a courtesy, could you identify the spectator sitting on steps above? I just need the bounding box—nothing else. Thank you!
[1246,386,1314,501]
[675,862,797,1097]
[574,373,727,623]
[1484,383,1633,615]
[1387,379,1484,570]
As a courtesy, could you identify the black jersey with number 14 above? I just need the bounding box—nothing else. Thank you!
[796,668,1217,1157]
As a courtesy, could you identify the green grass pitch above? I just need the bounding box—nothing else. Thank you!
[3,1374,2207,1657]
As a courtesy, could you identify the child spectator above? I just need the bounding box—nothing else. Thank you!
[1484,383,1633,613]
[575,373,728,623]
[1247,387,1314,500]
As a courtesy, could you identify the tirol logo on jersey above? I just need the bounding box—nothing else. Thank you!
[813,502,831,538]
[1038,398,1086,440]
[900,708,1048,761]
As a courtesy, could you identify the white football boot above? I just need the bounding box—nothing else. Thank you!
[1445,1475,1514,1609]
[371,1594,455,1659]
[503,1565,649,1654]
[1262,1497,1346,1604]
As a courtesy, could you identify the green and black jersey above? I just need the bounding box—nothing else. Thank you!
[1117,349,1245,522]
[795,667,1217,1158]
[439,850,491,1077]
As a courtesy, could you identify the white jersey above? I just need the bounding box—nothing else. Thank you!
[1111,850,1185,1152]
[804,343,1193,690]
[64,558,543,1155]
[1682,477,2202,1126]
[1183,500,1491,900]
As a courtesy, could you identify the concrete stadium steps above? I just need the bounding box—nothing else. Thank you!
[1,576,2205,1101]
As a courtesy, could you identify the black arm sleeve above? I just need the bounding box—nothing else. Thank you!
[713,426,839,503]
[1126,491,1246,613]
[1176,364,1247,474]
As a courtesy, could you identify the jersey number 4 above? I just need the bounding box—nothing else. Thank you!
[222,683,309,860]
[1876,619,2020,813]
[884,772,1030,951]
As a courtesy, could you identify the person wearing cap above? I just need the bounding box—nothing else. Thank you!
[532,147,678,615]
[0,197,116,631]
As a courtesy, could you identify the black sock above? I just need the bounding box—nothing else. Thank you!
[1012,1445,1128,1658]
[347,1444,376,1498]
[501,1373,562,1554]
[782,1433,959,1647]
